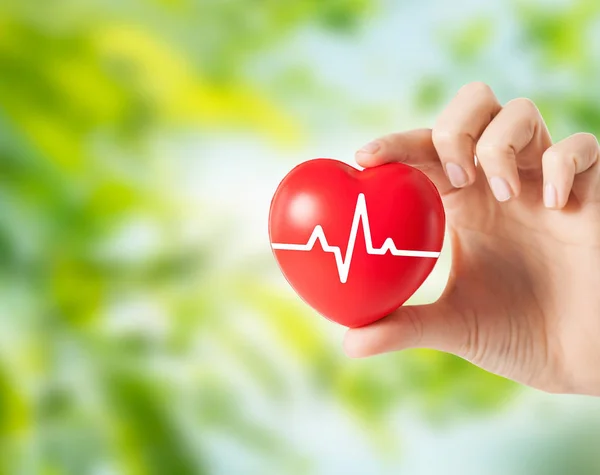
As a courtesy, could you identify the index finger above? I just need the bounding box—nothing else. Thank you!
[355,128,453,194]
[432,82,502,188]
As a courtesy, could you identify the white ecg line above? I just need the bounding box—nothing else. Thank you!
[271,193,440,283]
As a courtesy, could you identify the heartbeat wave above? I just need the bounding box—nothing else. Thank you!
[271,193,440,284]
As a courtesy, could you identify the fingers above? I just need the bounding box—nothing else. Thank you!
[432,82,502,188]
[476,98,552,201]
[343,300,471,358]
[355,128,454,195]
[542,133,600,209]
[356,83,598,209]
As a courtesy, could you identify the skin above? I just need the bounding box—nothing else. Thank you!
[344,82,600,396]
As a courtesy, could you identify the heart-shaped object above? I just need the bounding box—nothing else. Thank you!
[269,159,445,328]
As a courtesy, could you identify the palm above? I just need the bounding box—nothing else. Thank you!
[444,171,554,388]
[442,166,600,391]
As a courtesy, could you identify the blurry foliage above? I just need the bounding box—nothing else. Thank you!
[0,0,598,473]
[413,77,445,112]
[0,0,371,473]
[517,0,600,138]
[443,18,495,64]
[417,0,600,137]
[516,0,600,69]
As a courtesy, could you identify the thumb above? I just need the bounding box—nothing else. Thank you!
[354,128,454,196]
[343,300,471,358]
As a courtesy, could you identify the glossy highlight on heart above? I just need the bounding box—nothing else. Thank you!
[269,159,445,328]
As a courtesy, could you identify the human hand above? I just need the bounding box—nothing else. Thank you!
[344,82,600,396]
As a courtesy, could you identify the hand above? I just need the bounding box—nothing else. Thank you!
[344,82,600,396]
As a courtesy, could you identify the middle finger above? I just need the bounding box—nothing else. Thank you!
[476,98,552,201]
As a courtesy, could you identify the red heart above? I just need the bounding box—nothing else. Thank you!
[269,159,445,328]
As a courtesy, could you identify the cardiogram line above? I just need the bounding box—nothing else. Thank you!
[271,193,440,283]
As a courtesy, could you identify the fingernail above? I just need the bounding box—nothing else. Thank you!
[357,141,380,155]
[490,177,512,202]
[445,162,469,188]
[544,183,557,208]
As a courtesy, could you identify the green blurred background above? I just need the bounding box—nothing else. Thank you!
[2,0,600,473]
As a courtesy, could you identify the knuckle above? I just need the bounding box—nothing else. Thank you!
[457,308,481,362]
[475,140,514,160]
[575,132,600,149]
[544,133,600,173]
[506,97,540,117]
[431,128,457,148]
[431,128,470,151]
[402,308,424,346]
[541,148,562,165]
[459,81,495,99]
[542,148,577,172]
